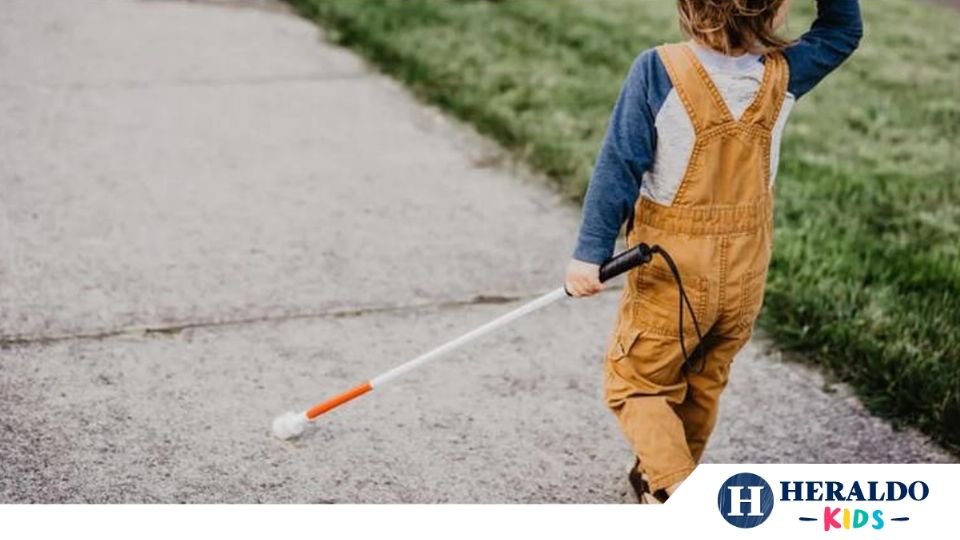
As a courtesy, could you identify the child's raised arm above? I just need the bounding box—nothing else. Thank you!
[784,0,863,98]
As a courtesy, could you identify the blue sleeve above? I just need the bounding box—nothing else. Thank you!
[784,0,863,98]
[573,50,662,265]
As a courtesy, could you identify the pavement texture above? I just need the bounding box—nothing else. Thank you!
[0,0,954,503]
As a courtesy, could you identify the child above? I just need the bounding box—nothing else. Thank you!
[565,0,862,503]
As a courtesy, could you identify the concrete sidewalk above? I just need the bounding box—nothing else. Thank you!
[0,0,952,503]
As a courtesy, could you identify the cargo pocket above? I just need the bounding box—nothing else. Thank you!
[604,322,688,395]
[605,325,642,363]
[738,269,768,330]
[635,260,707,337]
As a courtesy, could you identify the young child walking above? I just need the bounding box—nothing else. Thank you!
[565,0,862,503]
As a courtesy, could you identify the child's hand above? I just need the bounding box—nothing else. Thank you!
[565,259,603,297]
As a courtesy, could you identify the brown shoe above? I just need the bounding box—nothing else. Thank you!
[627,459,669,504]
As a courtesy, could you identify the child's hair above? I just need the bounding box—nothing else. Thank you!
[677,0,790,54]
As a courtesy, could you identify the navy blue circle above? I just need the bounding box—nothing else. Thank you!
[717,473,775,528]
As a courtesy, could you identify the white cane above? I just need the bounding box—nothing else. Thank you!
[272,244,654,440]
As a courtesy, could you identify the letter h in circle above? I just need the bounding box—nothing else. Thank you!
[728,486,764,517]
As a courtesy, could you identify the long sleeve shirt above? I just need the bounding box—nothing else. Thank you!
[573,0,863,265]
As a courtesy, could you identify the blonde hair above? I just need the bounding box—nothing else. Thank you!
[677,0,790,55]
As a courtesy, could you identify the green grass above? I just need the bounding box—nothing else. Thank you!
[287,0,960,451]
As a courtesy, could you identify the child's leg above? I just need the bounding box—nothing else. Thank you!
[675,331,751,462]
[604,331,697,494]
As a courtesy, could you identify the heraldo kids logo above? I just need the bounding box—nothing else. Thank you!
[717,472,928,531]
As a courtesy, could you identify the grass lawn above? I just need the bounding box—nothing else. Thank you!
[287,0,960,451]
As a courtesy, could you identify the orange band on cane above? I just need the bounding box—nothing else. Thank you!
[306,382,373,419]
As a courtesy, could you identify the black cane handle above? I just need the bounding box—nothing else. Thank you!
[599,243,654,283]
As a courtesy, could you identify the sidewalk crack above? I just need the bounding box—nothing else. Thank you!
[0,290,568,348]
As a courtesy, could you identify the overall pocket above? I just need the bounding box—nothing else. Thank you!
[635,260,708,337]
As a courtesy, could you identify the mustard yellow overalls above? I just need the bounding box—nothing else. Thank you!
[604,43,788,494]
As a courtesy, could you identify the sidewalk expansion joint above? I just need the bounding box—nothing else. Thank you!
[0,287,621,349]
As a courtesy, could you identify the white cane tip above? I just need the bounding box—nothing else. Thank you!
[272,411,309,440]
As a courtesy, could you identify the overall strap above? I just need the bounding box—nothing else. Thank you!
[739,51,790,130]
[656,43,734,133]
